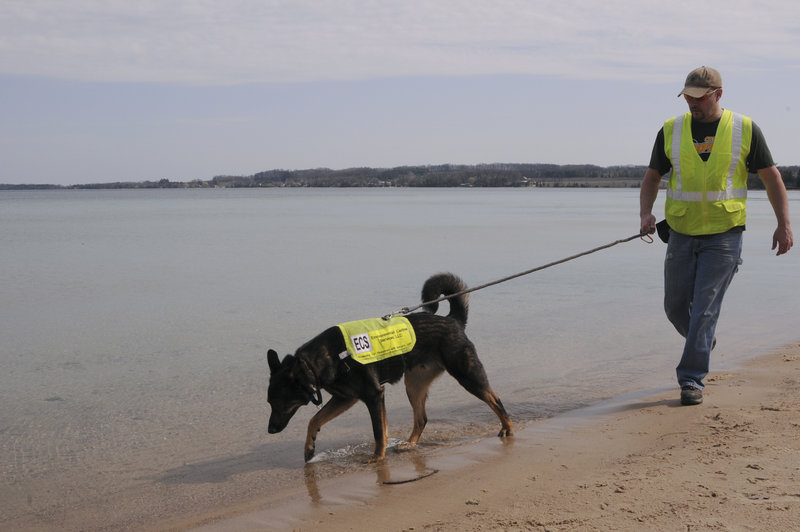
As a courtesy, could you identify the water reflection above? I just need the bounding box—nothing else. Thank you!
[303,447,441,504]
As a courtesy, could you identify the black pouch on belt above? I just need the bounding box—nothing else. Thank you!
[656,219,670,243]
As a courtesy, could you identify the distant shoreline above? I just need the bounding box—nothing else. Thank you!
[0,178,644,190]
[1,163,645,190]
[3,162,798,190]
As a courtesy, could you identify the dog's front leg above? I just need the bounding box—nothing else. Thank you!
[364,387,388,461]
[304,396,358,462]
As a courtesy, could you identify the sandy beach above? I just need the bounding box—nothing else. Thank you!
[195,343,800,532]
[6,343,799,531]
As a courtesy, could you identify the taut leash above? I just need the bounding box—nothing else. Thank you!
[383,232,653,320]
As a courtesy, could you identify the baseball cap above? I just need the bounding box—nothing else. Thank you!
[677,66,722,98]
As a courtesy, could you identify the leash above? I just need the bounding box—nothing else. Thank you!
[383,232,653,319]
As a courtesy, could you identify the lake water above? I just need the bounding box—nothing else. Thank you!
[1,187,798,529]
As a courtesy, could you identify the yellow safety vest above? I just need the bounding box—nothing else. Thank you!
[663,109,751,235]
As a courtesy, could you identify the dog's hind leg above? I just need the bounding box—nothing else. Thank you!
[458,380,514,438]
[445,347,514,438]
[399,363,444,450]
[304,396,358,462]
[478,388,514,437]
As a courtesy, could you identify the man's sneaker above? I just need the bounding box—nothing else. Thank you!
[680,385,703,405]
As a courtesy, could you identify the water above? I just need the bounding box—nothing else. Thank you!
[1,187,798,529]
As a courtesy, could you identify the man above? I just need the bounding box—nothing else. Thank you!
[639,66,793,406]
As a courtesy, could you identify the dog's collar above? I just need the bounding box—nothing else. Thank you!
[297,356,323,406]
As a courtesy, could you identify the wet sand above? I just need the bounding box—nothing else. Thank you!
[202,343,800,531]
[5,344,800,531]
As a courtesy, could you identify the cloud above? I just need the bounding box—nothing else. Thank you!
[2,0,799,85]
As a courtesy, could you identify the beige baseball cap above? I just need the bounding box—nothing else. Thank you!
[677,66,722,98]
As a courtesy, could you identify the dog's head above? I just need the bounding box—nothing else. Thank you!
[266,349,323,434]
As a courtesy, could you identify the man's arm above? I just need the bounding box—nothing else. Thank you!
[757,165,793,255]
[639,167,663,235]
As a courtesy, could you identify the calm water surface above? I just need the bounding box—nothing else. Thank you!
[1,187,798,528]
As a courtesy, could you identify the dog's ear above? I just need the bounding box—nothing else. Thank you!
[267,349,281,373]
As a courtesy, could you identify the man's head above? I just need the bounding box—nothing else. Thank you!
[679,66,723,122]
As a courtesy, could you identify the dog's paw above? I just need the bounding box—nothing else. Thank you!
[304,445,316,462]
[394,442,417,453]
[497,428,514,438]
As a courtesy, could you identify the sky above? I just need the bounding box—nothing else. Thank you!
[1,0,799,185]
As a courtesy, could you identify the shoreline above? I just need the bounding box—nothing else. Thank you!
[193,343,800,531]
[5,343,799,531]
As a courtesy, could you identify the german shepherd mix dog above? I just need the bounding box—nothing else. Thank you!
[267,272,513,462]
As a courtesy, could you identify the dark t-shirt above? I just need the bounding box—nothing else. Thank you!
[648,112,775,176]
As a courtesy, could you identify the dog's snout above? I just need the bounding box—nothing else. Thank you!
[268,419,286,434]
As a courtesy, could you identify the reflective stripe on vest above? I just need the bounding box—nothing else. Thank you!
[666,111,748,202]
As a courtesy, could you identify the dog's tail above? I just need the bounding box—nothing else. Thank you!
[421,272,469,328]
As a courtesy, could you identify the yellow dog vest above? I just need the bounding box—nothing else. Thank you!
[337,316,417,365]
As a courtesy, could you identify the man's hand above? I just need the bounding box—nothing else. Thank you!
[772,225,793,256]
[640,213,656,235]
[758,166,793,256]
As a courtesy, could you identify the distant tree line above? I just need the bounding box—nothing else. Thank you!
[240,163,650,188]
[2,163,799,190]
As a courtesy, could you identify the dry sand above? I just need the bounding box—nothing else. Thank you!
[198,344,800,532]
[7,344,800,531]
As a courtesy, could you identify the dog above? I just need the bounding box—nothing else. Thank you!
[266,272,514,462]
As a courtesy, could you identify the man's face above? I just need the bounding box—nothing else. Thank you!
[684,88,722,122]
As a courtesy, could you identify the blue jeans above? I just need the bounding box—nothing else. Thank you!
[664,229,743,390]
